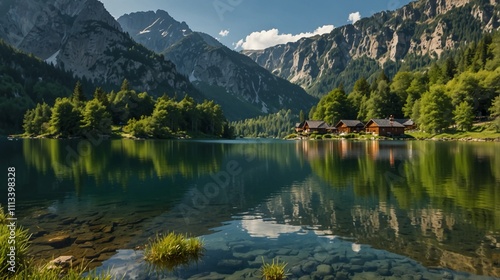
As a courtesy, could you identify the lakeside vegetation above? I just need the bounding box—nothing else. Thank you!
[308,32,500,134]
[21,80,233,139]
[233,32,500,140]
[144,232,204,271]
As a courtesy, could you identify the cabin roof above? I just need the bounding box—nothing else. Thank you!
[335,120,364,127]
[366,119,405,128]
[394,119,415,126]
[305,120,329,129]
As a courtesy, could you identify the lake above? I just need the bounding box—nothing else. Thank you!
[1,138,500,279]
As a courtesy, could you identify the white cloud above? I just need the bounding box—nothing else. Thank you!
[219,29,230,37]
[235,25,334,50]
[348,12,361,24]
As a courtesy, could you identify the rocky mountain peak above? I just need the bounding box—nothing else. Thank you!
[0,0,196,95]
[118,9,192,53]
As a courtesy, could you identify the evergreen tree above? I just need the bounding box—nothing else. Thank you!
[441,56,457,83]
[308,105,316,120]
[121,79,130,91]
[299,110,305,123]
[72,81,85,105]
[93,87,109,107]
[453,101,474,131]
[348,77,370,117]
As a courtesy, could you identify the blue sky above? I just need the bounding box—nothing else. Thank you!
[99,0,413,50]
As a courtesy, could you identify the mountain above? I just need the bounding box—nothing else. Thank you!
[118,10,317,120]
[242,0,500,97]
[0,0,197,97]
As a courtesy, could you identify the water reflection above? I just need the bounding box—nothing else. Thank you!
[1,139,500,277]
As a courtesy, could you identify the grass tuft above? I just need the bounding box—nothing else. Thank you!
[260,257,288,280]
[144,232,204,271]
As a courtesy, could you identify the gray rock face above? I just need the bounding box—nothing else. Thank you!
[0,0,193,95]
[118,10,316,119]
[118,10,195,53]
[242,0,500,96]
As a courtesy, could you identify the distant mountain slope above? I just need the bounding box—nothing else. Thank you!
[242,0,500,97]
[118,10,317,120]
[0,39,83,134]
[0,0,198,97]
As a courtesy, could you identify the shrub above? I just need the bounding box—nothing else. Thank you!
[260,258,287,280]
[144,232,204,271]
[283,133,298,139]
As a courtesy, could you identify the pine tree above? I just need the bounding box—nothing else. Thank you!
[121,79,130,91]
[72,81,85,105]
[299,110,305,123]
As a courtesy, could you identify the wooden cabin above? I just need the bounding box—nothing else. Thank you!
[365,119,405,136]
[296,120,335,134]
[335,120,365,134]
[394,119,416,130]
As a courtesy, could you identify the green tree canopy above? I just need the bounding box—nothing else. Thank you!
[418,85,453,133]
[453,101,474,131]
[49,97,82,137]
[82,99,112,135]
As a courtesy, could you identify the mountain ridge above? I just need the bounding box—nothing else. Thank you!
[0,0,198,97]
[242,0,500,97]
[118,10,317,120]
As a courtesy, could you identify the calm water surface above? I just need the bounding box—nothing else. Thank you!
[1,138,500,279]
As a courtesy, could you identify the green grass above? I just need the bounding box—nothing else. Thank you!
[260,258,288,280]
[11,263,113,280]
[407,123,500,140]
[144,232,204,271]
[0,207,30,275]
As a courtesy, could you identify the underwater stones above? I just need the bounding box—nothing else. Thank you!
[75,232,100,244]
[301,260,318,274]
[313,252,330,263]
[217,259,245,269]
[350,258,365,266]
[35,232,74,248]
[29,245,54,255]
[275,248,292,255]
[315,264,333,276]
[191,271,228,280]
[102,224,114,233]
[233,249,269,261]
[232,244,250,253]
[350,264,364,273]
[290,264,304,277]
[59,217,77,225]
[335,270,350,280]
[77,241,94,248]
